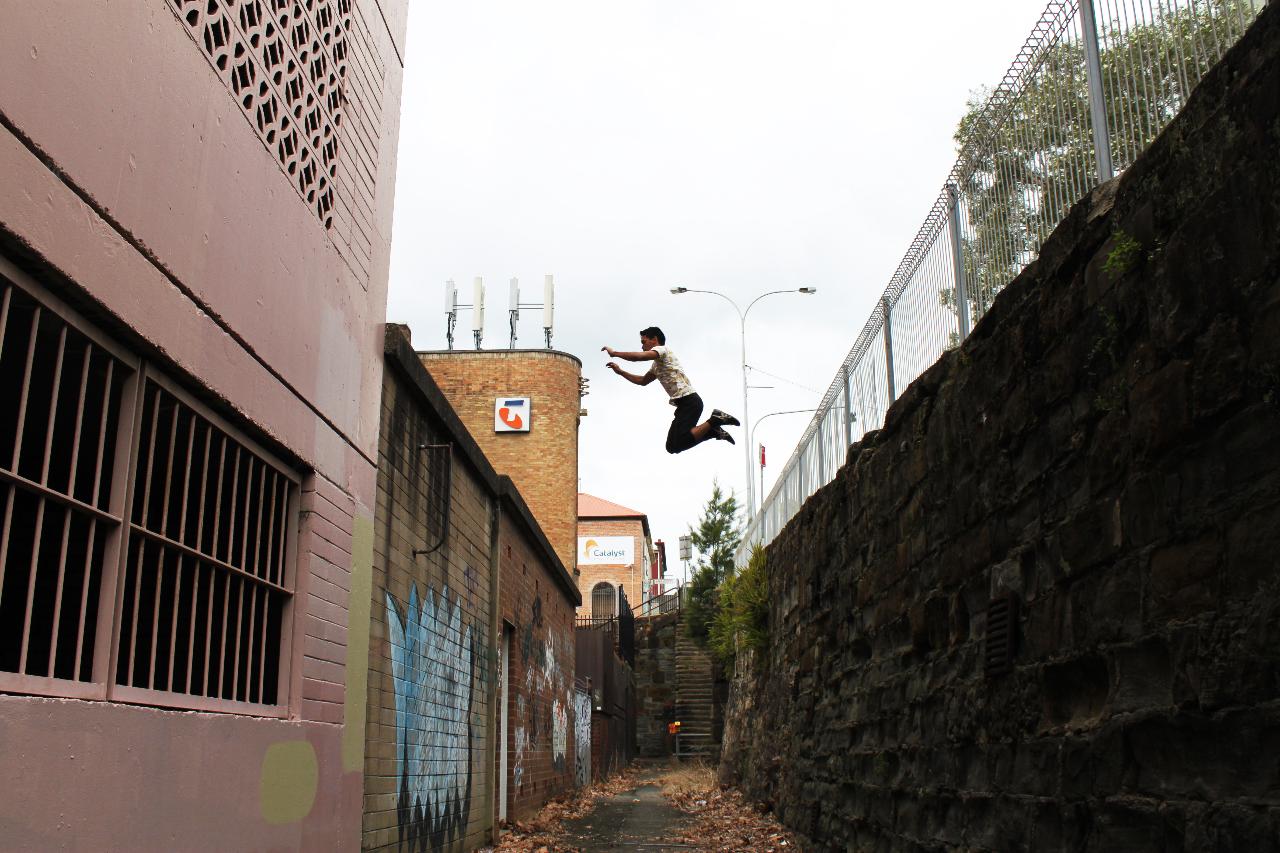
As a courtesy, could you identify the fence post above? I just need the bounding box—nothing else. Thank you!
[882,296,897,403]
[947,183,972,340]
[817,418,827,485]
[1079,0,1115,182]
[797,452,807,507]
[842,363,854,449]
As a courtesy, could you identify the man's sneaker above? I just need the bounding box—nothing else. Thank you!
[713,426,736,445]
[710,409,740,427]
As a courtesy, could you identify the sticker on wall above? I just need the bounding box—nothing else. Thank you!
[495,397,531,432]
[578,536,634,565]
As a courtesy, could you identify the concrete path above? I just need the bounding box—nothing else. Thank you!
[559,780,696,852]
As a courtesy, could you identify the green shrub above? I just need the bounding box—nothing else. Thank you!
[709,544,769,669]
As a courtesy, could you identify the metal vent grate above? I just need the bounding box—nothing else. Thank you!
[984,593,1019,678]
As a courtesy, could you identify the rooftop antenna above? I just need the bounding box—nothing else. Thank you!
[471,276,485,350]
[543,274,554,348]
[451,274,553,350]
[508,278,520,349]
[444,280,458,350]
[445,278,485,349]
[507,274,556,349]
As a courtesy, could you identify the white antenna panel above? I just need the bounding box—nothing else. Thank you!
[542,274,554,330]
[509,277,520,310]
[472,277,485,332]
[445,279,457,312]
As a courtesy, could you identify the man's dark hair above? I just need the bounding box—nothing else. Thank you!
[639,326,666,345]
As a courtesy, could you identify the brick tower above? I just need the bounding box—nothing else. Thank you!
[418,348,583,574]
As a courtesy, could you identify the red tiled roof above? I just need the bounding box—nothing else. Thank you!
[578,492,646,519]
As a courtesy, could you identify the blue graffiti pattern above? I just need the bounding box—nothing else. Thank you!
[386,584,475,851]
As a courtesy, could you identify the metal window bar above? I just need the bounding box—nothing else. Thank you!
[590,583,618,620]
[0,263,134,698]
[0,258,300,714]
[737,0,1262,567]
[114,373,298,711]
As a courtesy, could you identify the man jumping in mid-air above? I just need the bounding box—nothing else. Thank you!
[603,326,739,454]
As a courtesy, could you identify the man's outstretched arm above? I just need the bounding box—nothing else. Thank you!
[606,362,655,386]
[602,346,658,363]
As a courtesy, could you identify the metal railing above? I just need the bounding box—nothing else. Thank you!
[738,0,1264,565]
[576,585,636,667]
[632,582,683,620]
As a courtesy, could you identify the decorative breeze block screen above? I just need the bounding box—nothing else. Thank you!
[167,0,352,231]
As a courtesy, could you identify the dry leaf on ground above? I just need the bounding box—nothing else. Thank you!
[482,768,644,853]
[660,763,802,853]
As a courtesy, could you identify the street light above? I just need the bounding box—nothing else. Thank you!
[669,285,817,519]
[749,408,820,510]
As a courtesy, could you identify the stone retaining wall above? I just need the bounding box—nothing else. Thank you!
[721,7,1280,850]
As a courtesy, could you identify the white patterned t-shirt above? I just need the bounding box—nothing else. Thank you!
[646,345,695,404]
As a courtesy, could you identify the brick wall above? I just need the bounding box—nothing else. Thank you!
[723,8,1280,850]
[365,359,495,853]
[419,350,582,575]
[577,518,650,618]
[367,328,583,848]
[497,489,581,820]
[298,474,360,726]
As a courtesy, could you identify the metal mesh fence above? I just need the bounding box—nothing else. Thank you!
[739,0,1263,565]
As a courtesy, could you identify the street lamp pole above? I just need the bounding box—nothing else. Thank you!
[670,286,816,520]
[749,408,820,509]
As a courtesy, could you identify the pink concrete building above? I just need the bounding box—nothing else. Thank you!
[0,0,407,848]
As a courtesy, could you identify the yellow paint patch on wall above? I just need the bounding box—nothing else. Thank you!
[259,740,319,825]
[343,513,375,773]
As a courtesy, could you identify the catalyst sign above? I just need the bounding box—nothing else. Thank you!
[578,536,634,565]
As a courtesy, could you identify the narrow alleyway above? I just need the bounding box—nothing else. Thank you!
[558,781,694,852]
[489,762,798,853]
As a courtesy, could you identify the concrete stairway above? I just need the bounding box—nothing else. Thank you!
[674,630,718,760]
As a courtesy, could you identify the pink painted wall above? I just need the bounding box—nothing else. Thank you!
[0,0,409,848]
[0,697,357,852]
[0,0,401,472]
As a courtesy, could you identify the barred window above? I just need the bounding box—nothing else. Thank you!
[0,258,299,714]
[591,582,617,619]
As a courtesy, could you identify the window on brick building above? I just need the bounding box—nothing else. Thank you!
[0,259,299,715]
[591,582,616,619]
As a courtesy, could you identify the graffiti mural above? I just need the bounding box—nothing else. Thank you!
[552,698,568,773]
[574,688,592,787]
[386,584,476,852]
[513,725,527,794]
[507,592,579,812]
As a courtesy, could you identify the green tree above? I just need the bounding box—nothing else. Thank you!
[683,481,741,645]
[940,0,1261,332]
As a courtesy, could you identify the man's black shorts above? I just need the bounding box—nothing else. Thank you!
[666,392,705,454]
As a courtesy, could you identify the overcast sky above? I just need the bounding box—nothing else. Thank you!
[386,0,1047,582]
